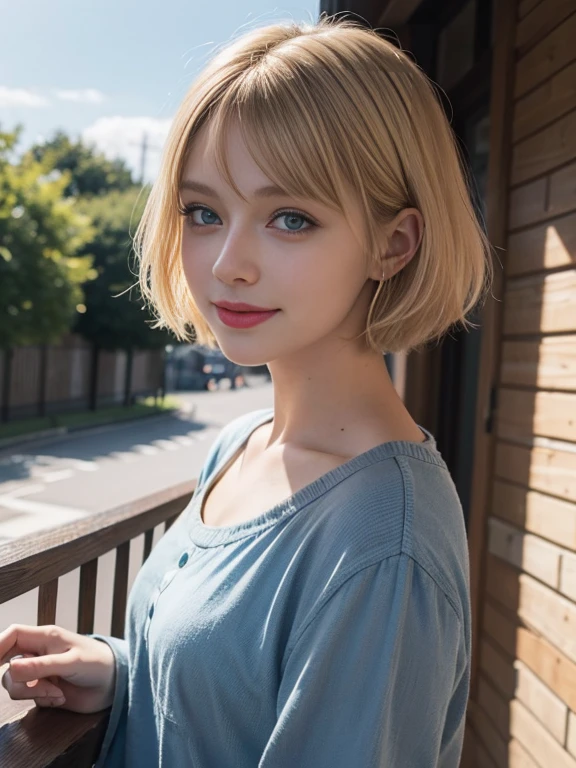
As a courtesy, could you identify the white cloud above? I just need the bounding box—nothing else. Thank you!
[81,115,172,183]
[0,86,49,108]
[54,88,106,104]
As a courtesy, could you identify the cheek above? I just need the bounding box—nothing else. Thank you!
[292,275,358,330]
[281,246,361,305]
[180,239,210,293]
[180,251,195,294]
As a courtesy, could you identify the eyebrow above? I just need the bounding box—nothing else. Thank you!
[179,180,290,199]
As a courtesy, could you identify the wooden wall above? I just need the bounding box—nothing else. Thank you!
[464,0,576,765]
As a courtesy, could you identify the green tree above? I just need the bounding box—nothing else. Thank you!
[25,129,174,351]
[0,126,96,348]
[26,130,134,198]
[71,186,175,350]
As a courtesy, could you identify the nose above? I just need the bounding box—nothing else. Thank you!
[212,226,260,284]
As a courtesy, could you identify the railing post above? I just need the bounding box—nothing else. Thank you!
[0,481,197,767]
[78,559,99,634]
[38,579,58,625]
[143,528,154,562]
[111,541,130,639]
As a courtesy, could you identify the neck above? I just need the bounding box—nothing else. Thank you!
[263,341,418,457]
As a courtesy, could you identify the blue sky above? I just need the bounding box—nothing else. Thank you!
[1,1,319,182]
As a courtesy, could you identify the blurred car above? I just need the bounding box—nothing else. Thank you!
[169,345,245,391]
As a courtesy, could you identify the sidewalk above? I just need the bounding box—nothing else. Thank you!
[0,397,183,454]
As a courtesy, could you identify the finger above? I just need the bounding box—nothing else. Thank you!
[1,653,35,690]
[33,696,66,708]
[2,653,39,687]
[8,652,40,688]
[0,624,69,664]
[2,667,64,700]
[0,625,37,662]
[9,651,75,684]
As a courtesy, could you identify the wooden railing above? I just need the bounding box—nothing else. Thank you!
[0,478,197,767]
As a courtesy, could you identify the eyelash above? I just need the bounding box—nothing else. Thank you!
[177,203,316,237]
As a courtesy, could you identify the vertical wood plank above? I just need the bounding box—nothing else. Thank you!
[143,528,154,564]
[77,558,98,635]
[467,0,518,703]
[111,541,129,639]
[37,579,58,626]
[164,513,178,533]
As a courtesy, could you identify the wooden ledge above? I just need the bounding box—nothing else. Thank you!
[0,697,109,767]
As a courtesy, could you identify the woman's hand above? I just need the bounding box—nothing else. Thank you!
[0,623,117,713]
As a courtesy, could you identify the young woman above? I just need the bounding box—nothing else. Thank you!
[0,16,492,767]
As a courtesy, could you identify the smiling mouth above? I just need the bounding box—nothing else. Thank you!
[214,304,279,313]
[214,305,280,328]
[221,308,278,314]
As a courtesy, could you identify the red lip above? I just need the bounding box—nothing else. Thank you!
[213,301,278,312]
[215,305,279,329]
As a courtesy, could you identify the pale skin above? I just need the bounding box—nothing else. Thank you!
[180,121,425,526]
[0,624,116,711]
[0,120,425,710]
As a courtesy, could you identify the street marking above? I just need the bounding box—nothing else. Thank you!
[171,436,194,446]
[68,459,99,472]
[0,496,85,515]
[2,484,46,498]
[153,440,178,451]
[42,470,75,483]
[133,444,160,455]
[109,451,138,463]
[0,496,87,538]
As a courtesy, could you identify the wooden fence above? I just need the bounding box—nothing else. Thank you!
[0,334,165,423]
[0,479,196,767]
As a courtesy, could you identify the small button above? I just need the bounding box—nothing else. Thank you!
[178,552,189,568]
[149,604,155,618]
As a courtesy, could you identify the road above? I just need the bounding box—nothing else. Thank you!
[0,376,273,640]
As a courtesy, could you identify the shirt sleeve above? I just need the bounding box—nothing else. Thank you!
[258,554,469,768]
[85,633,130,768]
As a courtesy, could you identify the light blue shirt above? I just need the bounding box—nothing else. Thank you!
[88,407,471,767]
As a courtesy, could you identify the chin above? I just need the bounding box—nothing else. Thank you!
[213,338,273,368]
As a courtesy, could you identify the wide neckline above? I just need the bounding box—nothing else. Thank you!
[187,407,447,548]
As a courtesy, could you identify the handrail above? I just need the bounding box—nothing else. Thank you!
[0,479,197,767]
[0,479,197,606]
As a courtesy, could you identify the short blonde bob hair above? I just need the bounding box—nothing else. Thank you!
[134,15,493,355]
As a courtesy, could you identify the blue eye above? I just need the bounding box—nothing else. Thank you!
[178,204,316,237]
[272,211,314,234]
[179,205,221,227]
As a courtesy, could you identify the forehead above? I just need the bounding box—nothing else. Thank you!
[183,121,258,178]
[180,118,364,232]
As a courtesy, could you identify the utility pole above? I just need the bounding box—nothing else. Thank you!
[129,132,163,184]
[139,132,148,185]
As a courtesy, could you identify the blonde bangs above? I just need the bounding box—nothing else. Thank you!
[200,70,375,262]
[134,15,493,354]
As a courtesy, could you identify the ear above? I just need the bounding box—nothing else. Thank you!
[368,208,424,282]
